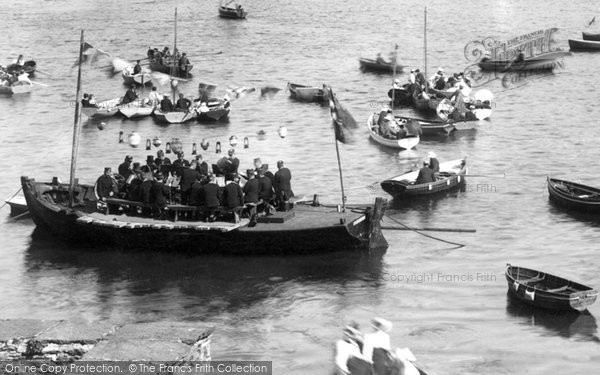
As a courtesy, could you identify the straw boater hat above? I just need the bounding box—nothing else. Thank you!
[427,151,437,159]
[371,317,393,333]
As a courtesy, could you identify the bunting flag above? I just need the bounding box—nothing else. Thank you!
[259,86,281,98]
[72,42,110,67]
[198,82,218,101]
[323,85,357,143]
[226,86,256,100]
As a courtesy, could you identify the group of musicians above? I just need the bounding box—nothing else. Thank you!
[95,149,294,223]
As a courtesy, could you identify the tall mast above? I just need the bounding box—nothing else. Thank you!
[424,7,428,93]
[171,7,178,102]
[391,44,398,107]
[68,30,85,207]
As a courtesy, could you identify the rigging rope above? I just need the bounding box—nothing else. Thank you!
[384,213,466,248]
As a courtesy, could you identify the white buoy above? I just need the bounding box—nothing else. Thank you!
[128,131,141,148]
[278,126,288,138]
[229,135,238,147]
[152,136,162,147]
[97,122,106,130]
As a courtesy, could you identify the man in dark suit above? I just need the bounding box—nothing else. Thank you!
[118,155,134,180]
[155,149,171,168]
[274,160,293,210]
[243,170,260,204]
[151,172,170,219]
[258,170,274,203]
[222,174,244,223]
[203,174,221,222]
[194,154,209,179]
[415,160,436,184]
[179,161,201,204]
[189,179,205,207]
[96,167,118,200]
[216,149,240,175]
[172,151,190,168]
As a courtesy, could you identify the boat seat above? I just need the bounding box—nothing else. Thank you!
[545,285,569,293]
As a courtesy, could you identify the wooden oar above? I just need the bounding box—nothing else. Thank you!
[382,226,476,233]
[30,80,49,87]
[33,69,52,76]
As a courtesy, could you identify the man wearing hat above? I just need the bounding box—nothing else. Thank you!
[222,174,244,223]
[428,151,440,173]
[430,67,446,90]
[194,154,209,179]
[160,95,173,112]
[155,149,171,169]
[145,155,158,173]
[415,159,436,184]
[362,317,393,374]
[121,84,138,105]
[151,171,170,219]
[274,160,293,211]
[126,163,143,201]
[180,160,201,204]
[118,155,134,180]
[95,167,118,200]
[203,174,221,222]
[172,151,190,168]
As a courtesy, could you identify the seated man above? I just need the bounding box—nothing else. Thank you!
[375,52,386,64]
[415,160,436,185]
[96,167,118,201]
[427,151,440,173]
[175,93,191,112]
[160,95,173,112]
[121,85,138,105]
[222,174,244,222]
[203,174,221,222]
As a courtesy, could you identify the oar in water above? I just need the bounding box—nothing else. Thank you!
[382,226,476,233]
[30,80,49,87]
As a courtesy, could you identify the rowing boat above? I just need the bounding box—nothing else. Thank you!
[568,39,600,51]
[154,108,198,124]
[366,113,420,150]
[358,58,404,74]
[121,66,152,86]
[81,98,122,119]
[0,80,32,95]
[218,5,247,19]
[478,51,570,72]
[196,98,230,121]
[380,158,467,198]
[119,99,155,119]
[287,82,328,102]
[505,264,598,312]
[547,177,600,213]
[582,31,600,41]
[4,196,28,216]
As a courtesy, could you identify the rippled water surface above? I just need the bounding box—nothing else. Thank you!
[1,0,600,374]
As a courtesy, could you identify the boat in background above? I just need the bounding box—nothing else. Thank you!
[582,31,600,41]
[6,59,36,76]
[81,98,122,119]
[0,80,32,95]
[380,158,467,198]
[5,196,28,216]
[359,58,404,74]
[218,1,247,19]
[287,82,328,102]
[547,177,600,213]
[478,51,570,72]
[505,264,598,312]
[366,113,420,150]
[119,99,155,119]
[568,39,600,51]
[196,98,231,121]
[122,66,153,86]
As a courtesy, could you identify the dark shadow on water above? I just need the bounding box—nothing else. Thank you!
[547,199,600,228]
[24,229,385,319]
[505,292,599,342]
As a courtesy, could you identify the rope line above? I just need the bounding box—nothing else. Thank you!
[384,214,466,248]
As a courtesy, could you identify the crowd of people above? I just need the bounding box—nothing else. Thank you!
[95,148,294,224]
[147,46,192,75]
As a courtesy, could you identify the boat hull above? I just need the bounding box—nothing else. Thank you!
[547,177,600,213]
[218,6,247,19]
[119,104,155,119]
[505,264,598,312]
[381,159,467,198]
[5,196,28,216]
[21,177,388,255]
[569,39,600,51]
[288,82,329,102]
[149,61,193,78]
[359,58,403,73]
[582,31,600,41]
[478,52,570,72]
[198,107,230,121]
[367,114,420,150]
[155,109,198,124]
[0,81,33,95]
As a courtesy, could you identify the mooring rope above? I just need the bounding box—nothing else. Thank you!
[384,214,466,248]
[0,187,23,210]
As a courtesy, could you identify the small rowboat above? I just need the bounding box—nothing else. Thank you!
[359,58,404,74]
[149,60,193,78]
[218,5,247,19]
[478,51,570,72]
[395,116,457,136]
[81,98,122,119]
[154,109,198,124]
[121,66,152,86]
[196,98,230,121]
[505,264,598,312]
[568,39,600,51]
[119,99,155,119]
[547,177,600,213]
[287,82,329,102]
[0,80,33,95]
[387,87,412,106]
[381,159,467,198]
[366,113,420,150]
[6,60,36,76]
[5,196,28,216]
[582,31,600,41]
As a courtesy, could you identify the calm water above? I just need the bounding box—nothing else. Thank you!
[1,0,600,373]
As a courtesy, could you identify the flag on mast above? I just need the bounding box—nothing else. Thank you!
[72,42,110,67]
[323,85,358,143]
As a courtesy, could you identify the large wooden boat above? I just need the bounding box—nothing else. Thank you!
[0,80,32,95]
[81,98,122,119]
[547,177,600,213]
[366,113,420,150]
[121,66,152,86]
[380,159,467,198]
[582,31,600,41]
[568,39,600,51]
[478,51,570,72]
[218,5,247,19]
[287,82,329,102]
[21,177,388,255]
[505,264,598,312]
[358,58,404,74]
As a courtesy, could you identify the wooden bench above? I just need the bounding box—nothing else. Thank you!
[104,198,152,215]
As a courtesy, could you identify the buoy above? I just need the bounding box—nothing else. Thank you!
[145,139,151,150]
[200,138,209,150]
[128,131,141,148]
[97,122,106,130]
[192,143,197,155]
[152,136,162,147]
[278,126,288,138]
[243,137,249,149]
[171,138,183,154]
[165,142,171,154]
[216,141,221,153]
[171,79,179,89]
[229,135,238,147]
[118,131,124,143]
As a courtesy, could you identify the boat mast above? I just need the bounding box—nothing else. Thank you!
[391,44,398,107]
[334,132,346,213]
[68,29,85,207]
[424,7,428,94]
[171,7,178,103]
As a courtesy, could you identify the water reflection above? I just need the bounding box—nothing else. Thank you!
[547,203,600,228]
[505,292,599,342]
[24,230,385,320]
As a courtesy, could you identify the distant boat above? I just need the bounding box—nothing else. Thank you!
[218,2,247,19]
[380,159,467,198]
[478,51,570,72]
[366,113,420,150]
[394,115,479,136]
[547,177,600,213]
[582,31,600,41]
[196,98,231,121]
[359,58,404,74]
[568,39,600,51]
[287,82,329,102]
[6,59,36,76]
[0,80,32,95]
[81,98,122,119]
[121,66,152,86]
[505,264,598,312]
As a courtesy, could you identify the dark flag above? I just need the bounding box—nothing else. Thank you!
[589,16,596,26]
[198,82,218,102]
[323,85,358,143]
[72,42,110,67]
[260,86,281,98]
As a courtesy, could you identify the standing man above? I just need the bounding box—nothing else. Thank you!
[148,86,161,107]
[203,174,221,222]
[180,161,200,204]
[274,160,293,210]
[121,84,138,105]
[222,174,244,222]
[155,149,171,168]
[133,60,142,75]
